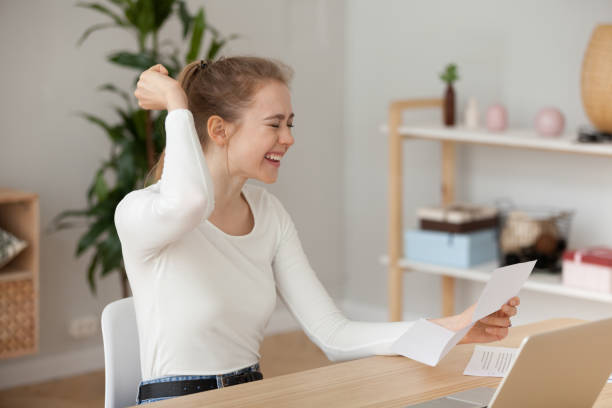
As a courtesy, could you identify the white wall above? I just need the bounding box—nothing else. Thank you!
[0,0,344,388]
[343,0,612,324]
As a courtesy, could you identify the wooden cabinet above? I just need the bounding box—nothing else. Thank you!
[0,189,39,358]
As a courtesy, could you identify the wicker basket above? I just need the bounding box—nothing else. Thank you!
[0,278,36,357]
[581,24,612,132]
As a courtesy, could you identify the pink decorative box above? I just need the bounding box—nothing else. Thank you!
[562,247,612,293]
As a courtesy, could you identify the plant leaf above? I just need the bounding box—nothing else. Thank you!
[207,36,224,60]
[135,0,155,37]
[168,52,181,77]
[107,0,131,6]
[97,83,133,109]
[108,50,157,71]
[176,0,191,39]
[47,208,93,233]
[116,143,137,184]
[207,33,239,60]
[130,108,148,141]
[48,221,86,231]
[76,217,110,257]
[113,106,139,141]
[152,110,167,152]
[87,251,100,295]
[76,22,116,47]
[94,169,109,202]
[74,111,123,143]
[86,161,113,204]
[207,23,220,37]
[76,2,128,26]
[98,228,122,276]
[440,63,459,83]
[152,0,175,30]
[185,9,205,63]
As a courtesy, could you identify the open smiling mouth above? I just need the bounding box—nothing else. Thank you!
[264,153,282,167]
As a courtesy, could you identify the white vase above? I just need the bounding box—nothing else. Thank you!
[465,97,479,129]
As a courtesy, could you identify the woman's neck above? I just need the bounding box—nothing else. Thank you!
[205,150,247,216]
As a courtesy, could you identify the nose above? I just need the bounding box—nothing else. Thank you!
[279,126,294,147]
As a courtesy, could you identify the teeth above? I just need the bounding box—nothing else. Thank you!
[265,153,281,161]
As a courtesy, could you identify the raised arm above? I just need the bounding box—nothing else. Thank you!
[114,64,214,256]
[270,194,415,362]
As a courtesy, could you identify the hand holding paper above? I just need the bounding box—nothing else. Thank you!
[390,260,536,366]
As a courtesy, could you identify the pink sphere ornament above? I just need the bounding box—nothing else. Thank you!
[534,107,565,137]
[486,104,508,132]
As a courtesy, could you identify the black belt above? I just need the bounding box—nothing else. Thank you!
[138,370,263,401]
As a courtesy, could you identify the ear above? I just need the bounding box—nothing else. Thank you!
[207,115,228,147]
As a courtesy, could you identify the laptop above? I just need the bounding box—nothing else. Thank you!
[406,317,612,408]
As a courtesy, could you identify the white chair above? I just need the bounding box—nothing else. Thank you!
[101,296,142,408]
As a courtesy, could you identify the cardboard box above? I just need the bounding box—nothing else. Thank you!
[405,228,498,268]
[417,203,499,233]
[562,247,612,293]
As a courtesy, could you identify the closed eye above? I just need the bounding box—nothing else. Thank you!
[268,124,295,128]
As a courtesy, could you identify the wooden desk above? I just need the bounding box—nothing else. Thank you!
[135,318,612,407]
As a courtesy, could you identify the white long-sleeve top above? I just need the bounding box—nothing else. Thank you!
[114,108,416,381]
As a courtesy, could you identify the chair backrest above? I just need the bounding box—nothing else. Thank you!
[101,296,142,408]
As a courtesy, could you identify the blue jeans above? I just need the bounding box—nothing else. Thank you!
[136,362,261,405]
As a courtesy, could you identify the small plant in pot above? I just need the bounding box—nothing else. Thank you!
[440,63,459,126]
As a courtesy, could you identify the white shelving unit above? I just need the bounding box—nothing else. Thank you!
[382,98,612,321]
[379,256,612,305]
[379,124,612,156]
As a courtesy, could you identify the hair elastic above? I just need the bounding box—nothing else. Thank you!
[199,59,208,70]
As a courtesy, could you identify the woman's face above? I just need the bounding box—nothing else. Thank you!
[227,80,295,184]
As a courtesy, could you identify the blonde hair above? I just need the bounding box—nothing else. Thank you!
[144,55,293,187]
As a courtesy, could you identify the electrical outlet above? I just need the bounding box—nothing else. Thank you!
[69,315,98,339]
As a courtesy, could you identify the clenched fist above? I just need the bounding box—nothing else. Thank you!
[134,64,188,112]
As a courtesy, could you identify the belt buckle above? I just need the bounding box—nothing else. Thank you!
[222,371,255,387]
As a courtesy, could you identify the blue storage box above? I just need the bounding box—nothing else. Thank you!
[404,228,498,268]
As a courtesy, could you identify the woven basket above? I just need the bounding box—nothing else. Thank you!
[0,278,35,357]
[581,24,612,132]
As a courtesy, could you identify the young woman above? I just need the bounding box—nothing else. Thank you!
[114,56,519,405]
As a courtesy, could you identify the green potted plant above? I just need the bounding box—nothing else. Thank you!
[47,0,237,298]
[439,63,459,126]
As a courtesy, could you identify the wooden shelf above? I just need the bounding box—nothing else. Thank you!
[0,188,39,359]
[383,97,612,321]
[379,256,612,305]
[0,189,38,204]
[0,268,33,283]
[379,124,612,157]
